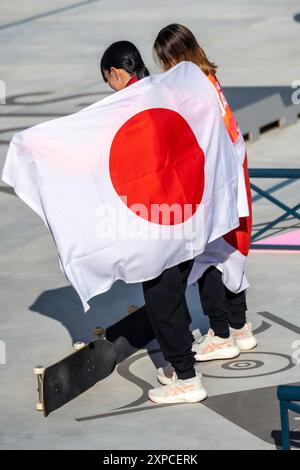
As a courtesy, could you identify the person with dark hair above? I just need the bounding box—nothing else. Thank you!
[100,40,149,91]
[99,40,208,405]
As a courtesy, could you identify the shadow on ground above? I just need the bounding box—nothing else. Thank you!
[29,281,146,343]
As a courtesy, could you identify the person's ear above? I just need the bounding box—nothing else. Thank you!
[110,67,119,81]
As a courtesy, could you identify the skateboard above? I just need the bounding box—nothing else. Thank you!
[34,305,154,416]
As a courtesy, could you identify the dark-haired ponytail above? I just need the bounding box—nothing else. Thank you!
[100,41,149,82]
[136,64,149,80]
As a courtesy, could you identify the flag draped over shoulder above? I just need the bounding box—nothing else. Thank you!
[2,61,240,312]
[188,74,251,293]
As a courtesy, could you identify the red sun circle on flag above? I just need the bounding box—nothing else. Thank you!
[109,108,205,225]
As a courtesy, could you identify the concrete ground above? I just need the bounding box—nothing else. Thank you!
[0,0,300,450]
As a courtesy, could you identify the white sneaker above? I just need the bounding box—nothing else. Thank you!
[193,329,240,361]
[230,322,257,350]
[149,375,207,404]
[157,364,177,385]
[157,364,202,385]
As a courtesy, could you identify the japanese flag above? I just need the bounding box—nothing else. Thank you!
[2,62,240,312]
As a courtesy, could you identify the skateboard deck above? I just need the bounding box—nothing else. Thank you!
[35,304,154,416]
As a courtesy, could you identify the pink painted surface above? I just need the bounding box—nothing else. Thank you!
[252,229,300,246]
[251,228,300,253]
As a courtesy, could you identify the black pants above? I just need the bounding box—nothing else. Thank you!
[197,266,247,338]
[142,259,196,380]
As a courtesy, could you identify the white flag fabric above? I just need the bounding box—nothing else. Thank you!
[2,61,241,312]
[188,73,251,293]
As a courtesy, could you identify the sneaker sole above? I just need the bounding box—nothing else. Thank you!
[195,346,240,362]
[235,337,258,351]
[148,389,208,404]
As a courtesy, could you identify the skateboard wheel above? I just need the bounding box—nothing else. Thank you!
[73,341,86,351]
[94,326,105,337]
[33,366,45,375]
[36,402,43,411]
[128,305,139,314]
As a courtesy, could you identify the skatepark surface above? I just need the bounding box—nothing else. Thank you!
[0,0,300,450]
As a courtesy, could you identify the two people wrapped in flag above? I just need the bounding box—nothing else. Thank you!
[1,24,257,405]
